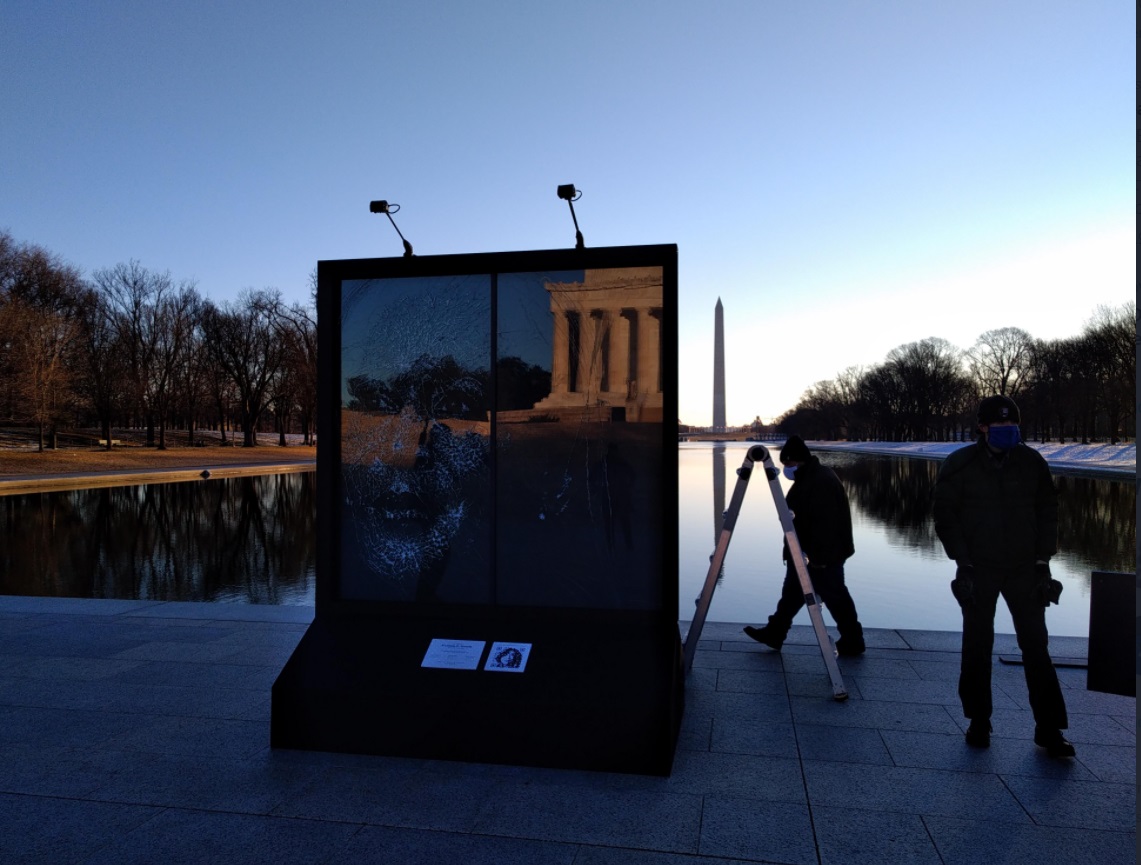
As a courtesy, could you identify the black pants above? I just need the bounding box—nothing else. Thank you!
[767,562,863,642]
[959,564,1068,728]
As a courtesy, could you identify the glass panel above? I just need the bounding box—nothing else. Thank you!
[339,275,493,603]
[495,267,665,610]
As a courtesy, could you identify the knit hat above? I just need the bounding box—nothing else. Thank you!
[780,435,811,464]
[977,395,1020,425]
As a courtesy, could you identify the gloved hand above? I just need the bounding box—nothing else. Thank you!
[1032,561,1063,606]
[950,563,975,609]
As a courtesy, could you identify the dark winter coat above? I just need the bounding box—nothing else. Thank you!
[932,439,1058,569]
[783,456,855,566]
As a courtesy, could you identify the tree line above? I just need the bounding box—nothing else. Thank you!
[771,305,1136,443]
[0,231,316,450]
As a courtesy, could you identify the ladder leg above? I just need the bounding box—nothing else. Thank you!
[683,450,757,672]
[789,556,849,701]
[748,445,848,701]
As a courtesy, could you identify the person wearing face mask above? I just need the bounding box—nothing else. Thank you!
[744,435,865,655]
[933,395,1073,758]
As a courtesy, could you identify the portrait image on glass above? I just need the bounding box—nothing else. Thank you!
[339,274,493,603]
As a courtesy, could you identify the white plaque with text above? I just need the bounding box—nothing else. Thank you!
[421,639,486,670]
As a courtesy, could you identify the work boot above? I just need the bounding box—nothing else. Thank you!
[743,625,783,651]
[964,720,991,748]
[1033,727,1076,758]
[835,636,866,656]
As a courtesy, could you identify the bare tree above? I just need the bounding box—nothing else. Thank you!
[1081,302,1136,442]
[269,301,317,445]
[2,299,80,449]
[0,233,86,443]
[75,285,125,449]
[1028,337,1082,442]
[201,290,288,447]
[93,261,192,447]
[150,284,201,449]
[172,301,212,446]
[966,326,1034,400]
[883,338,969,440]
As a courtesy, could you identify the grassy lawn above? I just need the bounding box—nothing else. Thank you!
[0,428,315,477]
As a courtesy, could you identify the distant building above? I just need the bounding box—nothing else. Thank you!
[501,267,664,423]
[713,298,726,432]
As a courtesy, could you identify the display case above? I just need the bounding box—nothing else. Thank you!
[272,244,682,775]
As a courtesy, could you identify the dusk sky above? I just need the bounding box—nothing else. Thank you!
[2,1,1133,426]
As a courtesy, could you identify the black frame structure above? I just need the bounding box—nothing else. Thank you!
[272,244,682,775]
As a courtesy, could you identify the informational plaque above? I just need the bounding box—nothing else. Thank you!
[484,642,532,673]
[421,639,486,670]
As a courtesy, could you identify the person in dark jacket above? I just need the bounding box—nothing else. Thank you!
[933,395,1073,757]
[744,436,865,655]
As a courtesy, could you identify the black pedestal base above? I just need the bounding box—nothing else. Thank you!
[1086,570,1136,698]
[271,613,685,776]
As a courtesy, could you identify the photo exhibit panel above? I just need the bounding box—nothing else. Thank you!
[494,267,666,610]
[339,274,493,603]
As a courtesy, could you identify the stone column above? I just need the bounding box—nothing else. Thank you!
[636,308,660,398]
[567,311,582,393]
[621,308,638,399]
[647,307,662,394]
[590,309,610,395]
[550,310,570,395]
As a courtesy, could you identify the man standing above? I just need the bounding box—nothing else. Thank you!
[744,435,866,656]
[933,395,1074,757]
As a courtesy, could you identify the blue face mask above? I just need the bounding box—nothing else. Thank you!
[782,465,798,481]
[987,425,1021,450]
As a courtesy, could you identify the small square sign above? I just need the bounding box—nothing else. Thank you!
[484,642,531,673]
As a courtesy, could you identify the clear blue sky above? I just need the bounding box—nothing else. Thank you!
[2,1,1133,426]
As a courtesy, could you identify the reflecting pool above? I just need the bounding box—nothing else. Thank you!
[0,473,316,605]
[1,446,1133,636]
[679,443,1136,637]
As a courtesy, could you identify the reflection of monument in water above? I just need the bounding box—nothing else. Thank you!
[711,445,729,585]
[713,443,726,543]
[502,266,664,423]
[713,297,726,432]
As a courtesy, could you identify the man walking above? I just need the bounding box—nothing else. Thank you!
[933,395,1074,757]
[744,435,866,656]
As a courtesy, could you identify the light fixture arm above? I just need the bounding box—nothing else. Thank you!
[556,184,585,249]
[369,200,414,257]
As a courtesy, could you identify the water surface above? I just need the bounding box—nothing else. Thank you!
[1,447,1133,637]
[680,443,1135,636]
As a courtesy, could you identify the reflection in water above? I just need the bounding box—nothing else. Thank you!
[1052,474,1137,575]
[834,453,942,550]
[708,445,727,589]
[0,473,316,604]
[686,444,1135,635]
[712,445,726,543]
[829,452,1137,576]
[5,449,1130,635]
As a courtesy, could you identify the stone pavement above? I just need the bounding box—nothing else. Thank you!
[0,597,1134,864]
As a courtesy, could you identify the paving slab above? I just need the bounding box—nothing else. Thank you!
[0,596,1133,864]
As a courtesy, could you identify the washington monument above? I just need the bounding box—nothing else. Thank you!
[713,297,726,432]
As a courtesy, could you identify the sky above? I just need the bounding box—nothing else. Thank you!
[1,1,1134,426]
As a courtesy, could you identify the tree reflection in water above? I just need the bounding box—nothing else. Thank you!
[1,456,1132,609]
[830,453,1136,578]
[0,472,316,603]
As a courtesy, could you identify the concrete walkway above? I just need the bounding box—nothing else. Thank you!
[0,597,1134,864]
